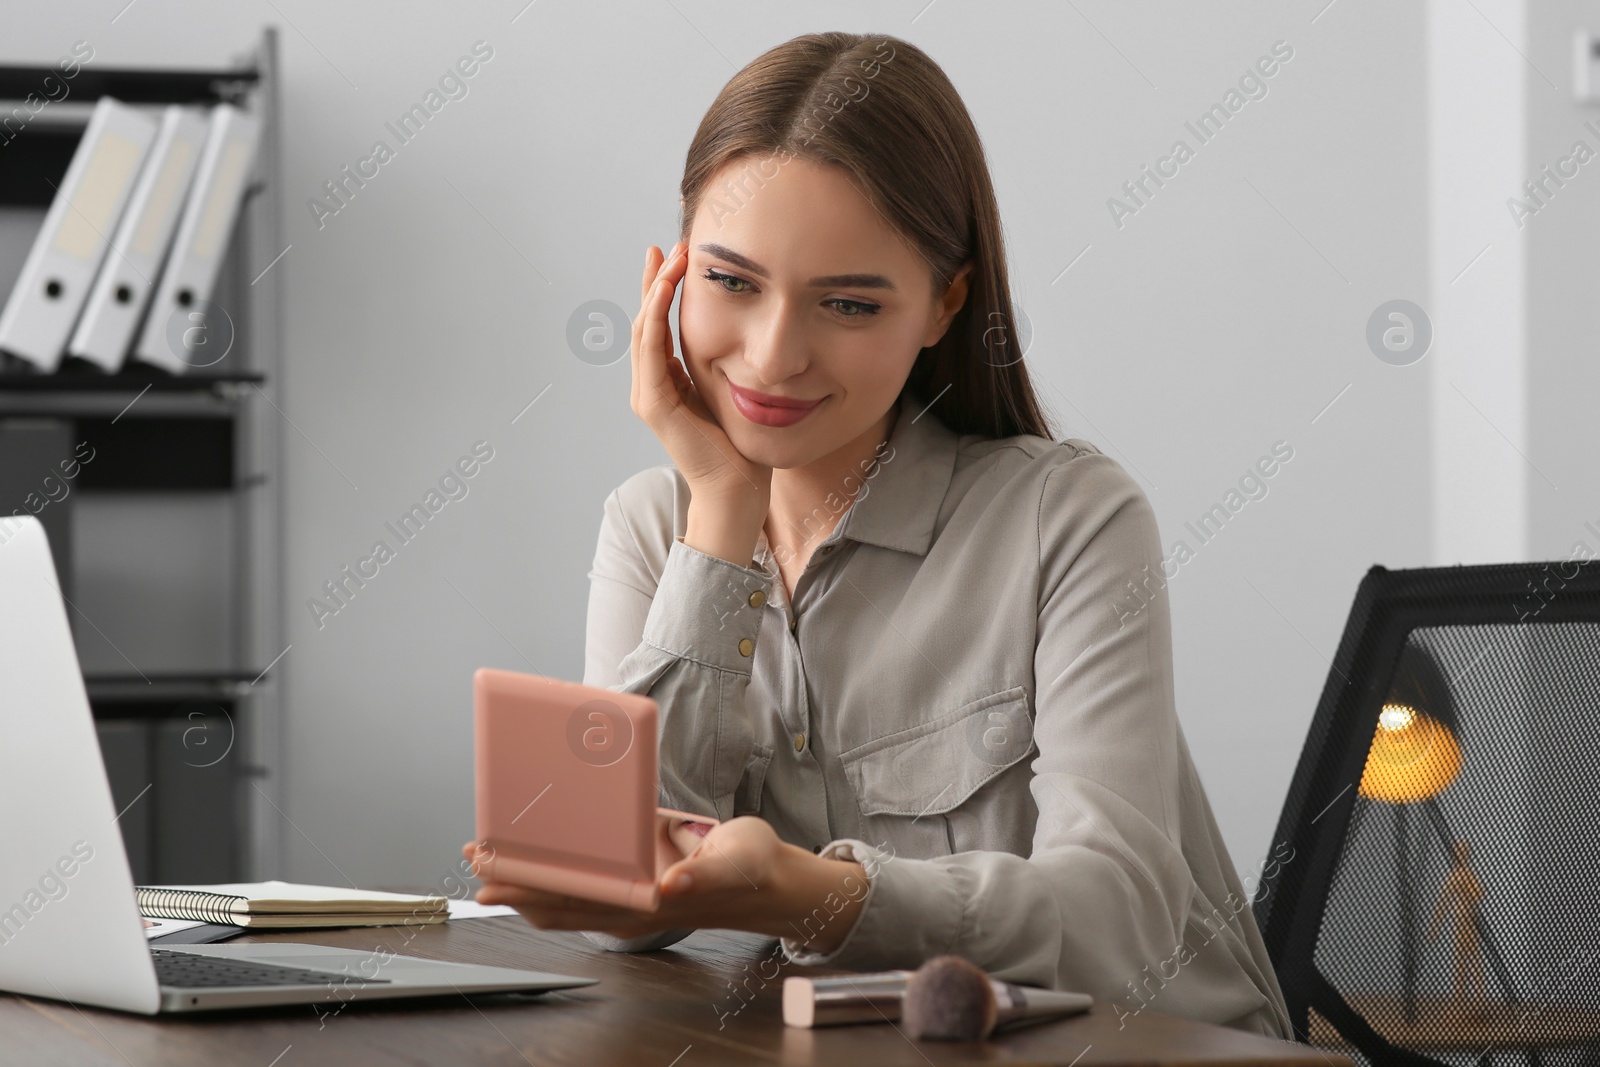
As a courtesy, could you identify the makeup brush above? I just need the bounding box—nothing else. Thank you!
[783,971,915,1027]
[900,955,1092,1041]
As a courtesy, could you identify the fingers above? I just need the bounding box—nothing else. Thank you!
[476,882,620,915]
[631,246,662,416]
[633,245,663,385]
[659,861,695,896]
[659,837,755,897]
[632,241,689,421]
[639,244,658,306]
[640,246,685,398]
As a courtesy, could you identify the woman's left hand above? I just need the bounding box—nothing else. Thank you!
[459,816,791,941]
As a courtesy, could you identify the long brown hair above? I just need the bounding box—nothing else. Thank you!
[677,32,1060,442]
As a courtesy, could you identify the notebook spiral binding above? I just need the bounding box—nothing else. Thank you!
[136,888,246,925]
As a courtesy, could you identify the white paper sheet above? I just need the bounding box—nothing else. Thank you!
[446,899,520,920]
[142,917,211,940]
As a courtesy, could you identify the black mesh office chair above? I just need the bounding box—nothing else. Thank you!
[1253,560,1600,1066]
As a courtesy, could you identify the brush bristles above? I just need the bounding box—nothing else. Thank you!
[901,955,997,1041]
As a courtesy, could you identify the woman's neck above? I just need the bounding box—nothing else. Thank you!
[764,399,899,572]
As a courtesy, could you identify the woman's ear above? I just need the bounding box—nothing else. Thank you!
[922,259,975,348]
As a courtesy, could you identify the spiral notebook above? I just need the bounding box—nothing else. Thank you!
[135,880,450,929]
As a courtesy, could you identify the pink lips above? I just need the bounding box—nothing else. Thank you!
[727,381,825,427]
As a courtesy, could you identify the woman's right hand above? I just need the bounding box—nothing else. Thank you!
[631,241,772,563]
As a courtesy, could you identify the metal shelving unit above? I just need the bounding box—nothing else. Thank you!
[0,28,285,884]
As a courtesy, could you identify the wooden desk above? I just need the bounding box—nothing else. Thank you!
[1307,992,1600,1053]
[3,916,1351,1066]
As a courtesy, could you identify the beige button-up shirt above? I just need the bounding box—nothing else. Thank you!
[579,397,1293,1040]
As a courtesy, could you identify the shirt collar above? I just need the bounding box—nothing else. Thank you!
[832,396,960,557]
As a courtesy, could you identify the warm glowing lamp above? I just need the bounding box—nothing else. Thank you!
[1358,702,1463,803]
[1351,641,1506,1028]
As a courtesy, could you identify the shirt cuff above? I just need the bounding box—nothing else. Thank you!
[778,838,966,969]
[638,537,778,675]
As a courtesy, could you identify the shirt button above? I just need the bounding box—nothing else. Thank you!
[789,615,798,634]
[812,844,822,854]
[820,545,835,554]
[748,590,766,608]
[737,638,754,657]
[793,732,806,752]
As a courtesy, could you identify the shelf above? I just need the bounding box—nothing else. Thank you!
[0,65,259,200]
[0,29,284,883]
[86,671,274,704]
[0,65,257,106]
[0,365,265,392]
[0,127,79,205]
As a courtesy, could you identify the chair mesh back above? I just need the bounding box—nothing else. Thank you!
[1255,562,1600,1066]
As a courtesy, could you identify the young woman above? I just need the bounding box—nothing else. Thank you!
[471,31,1293,1040]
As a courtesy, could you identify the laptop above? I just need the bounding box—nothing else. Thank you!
[0,515,598,1013]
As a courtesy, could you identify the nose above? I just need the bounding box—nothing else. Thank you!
[743,301,811,387]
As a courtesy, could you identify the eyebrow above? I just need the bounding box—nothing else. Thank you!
[696,243,899,292]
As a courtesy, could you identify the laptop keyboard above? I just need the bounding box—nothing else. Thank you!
[151,948,393,989]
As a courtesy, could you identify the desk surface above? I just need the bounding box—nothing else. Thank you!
[3,914,1350,1066]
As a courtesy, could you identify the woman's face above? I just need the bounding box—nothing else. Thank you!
[678,155,970,471]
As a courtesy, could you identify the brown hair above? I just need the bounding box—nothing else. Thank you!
[677,32,1060,442]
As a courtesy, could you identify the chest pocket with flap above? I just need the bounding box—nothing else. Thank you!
[838,686,1035,821]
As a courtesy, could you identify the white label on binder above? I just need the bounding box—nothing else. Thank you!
[132,141,197,256]
[132,104,260,374]
[0,97,157,371]
[52,133,144,261]
[69,106,209,371]
[191,139,251,265]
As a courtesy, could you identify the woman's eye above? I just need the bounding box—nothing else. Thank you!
[702,268,751,294]
[702,268,880,319]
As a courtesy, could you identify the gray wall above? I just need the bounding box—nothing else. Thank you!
[1527,0,1600,562]
[6,0,1572,895]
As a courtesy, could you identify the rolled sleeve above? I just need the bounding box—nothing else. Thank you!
[586,483,778,824]
[577,485,779,955]
[636,538,774,675]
